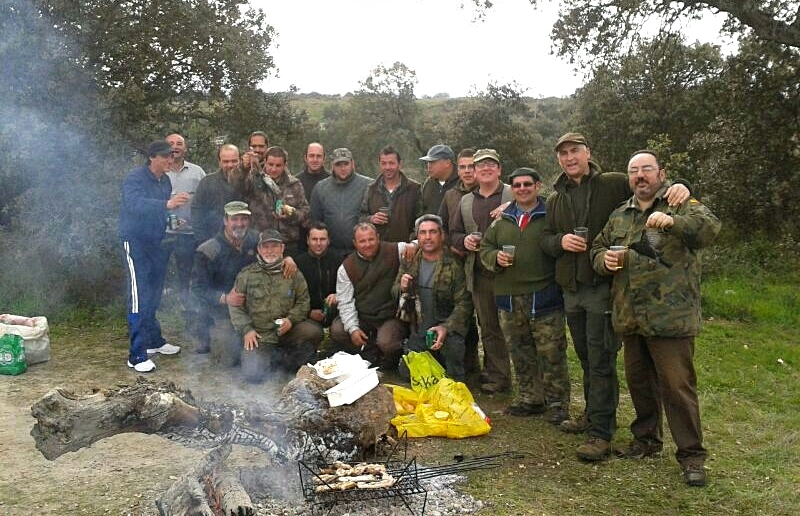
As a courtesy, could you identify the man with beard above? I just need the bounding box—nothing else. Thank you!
[245,146,310,257]
[310,148,372,259]
[191,201,258,361]
[164,133,206,305]
[361,145,421,243]
[330,223,415,369]
[394,214,472,381]
[591,150,719,486]
[229,230,321,383]
[541,133,690,461]
[295,222,340,331]
[192,144,246,243]
[120,140,189,372]
[241,131,269,173]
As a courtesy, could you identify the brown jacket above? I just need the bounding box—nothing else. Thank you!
[360,172,421,243]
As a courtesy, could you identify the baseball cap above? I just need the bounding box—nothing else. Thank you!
[554,132,589,151]
[258,229,283,244]
[224,201,251,217]
[331,148,353,164]
[419,144,455,162]
[473,148,501,163]
[146,140,173,158]
[508,167,542,182]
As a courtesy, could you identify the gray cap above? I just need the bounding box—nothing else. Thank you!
[331,148,353,164]
[224,201,251,217]
[258,229,283,244]
[473,148,501,163]
[419,144,455,162]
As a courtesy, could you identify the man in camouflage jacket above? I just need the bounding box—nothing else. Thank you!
[591,150,720,487]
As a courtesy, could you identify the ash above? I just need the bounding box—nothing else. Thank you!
[243,466,484,516]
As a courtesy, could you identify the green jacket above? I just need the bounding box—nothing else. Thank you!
[590,187,721,337]
[541,162,630,292]
[229,261,311,342]
[480,197,555,296]
[391,247,474,336]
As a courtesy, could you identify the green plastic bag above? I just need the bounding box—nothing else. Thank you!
[0,333,27,375]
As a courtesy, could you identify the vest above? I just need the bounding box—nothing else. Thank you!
[342,242,400,327]
[459,184,513,292]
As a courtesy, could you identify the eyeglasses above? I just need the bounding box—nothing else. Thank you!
[475,161,499,169]
[511,182,536,188]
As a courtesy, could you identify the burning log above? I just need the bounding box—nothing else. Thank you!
[30,367,396,463]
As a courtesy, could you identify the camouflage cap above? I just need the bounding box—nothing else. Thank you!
[555,132,589,151]
[224,201,251,217]
[258,229,283,244]
[473,148,501,163]
[331,148,353,164]
[419,144,455,162]
[146,140,172,158]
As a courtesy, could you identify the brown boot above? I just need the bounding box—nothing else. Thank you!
[559,410,588,434]
[576,437,610,461]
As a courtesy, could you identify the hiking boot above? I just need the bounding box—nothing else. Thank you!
[544,405,570,425]
[618,439,663,459]
[683,464,707,487]
[480,382,510,394]
[559,411,588,434]
[147,343,181,355]
[504,402,547,416]
[576,437,610,461]
[127,359,156,373]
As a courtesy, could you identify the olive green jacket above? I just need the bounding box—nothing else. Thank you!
[590,187,721,337]
[229,261,311,343]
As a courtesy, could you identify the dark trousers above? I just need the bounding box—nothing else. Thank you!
[240,320,322,382]
[623,334,707,467]
[122,239,168,364]
[564,283,620,441]
[472,272,510,387]
[329,316,406,369]
[163,233,198,304]
[399,331,466,381]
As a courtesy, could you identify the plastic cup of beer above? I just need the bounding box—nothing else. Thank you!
[470,231,482,242]
[574,227,589,242]
[378,206,390,222]
[502,245,516,264]
[609,245,627,270]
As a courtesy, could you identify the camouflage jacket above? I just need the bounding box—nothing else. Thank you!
[390,247,473,337]
[229,261,311,343]
[590,186,721,337]
[245,170,310,246]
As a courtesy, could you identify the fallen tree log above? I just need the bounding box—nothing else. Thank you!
[30,367,397,464]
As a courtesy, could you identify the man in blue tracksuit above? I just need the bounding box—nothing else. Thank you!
[119,140,190,372]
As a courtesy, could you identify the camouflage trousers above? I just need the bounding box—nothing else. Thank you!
[499,295,568,407]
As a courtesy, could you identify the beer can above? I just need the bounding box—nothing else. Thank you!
[168,213,178,230]
[425,330,437,349]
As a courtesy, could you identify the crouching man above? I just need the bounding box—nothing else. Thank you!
[394,214,473,381]
[229,230,322,382]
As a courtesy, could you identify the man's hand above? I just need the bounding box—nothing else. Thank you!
[646,211,675,229]
[225,288,245,307]
[350,329,368,348]
[276,318,292,336]
[370,211,389,225]
[167,192,190,210]
[324,293,337,306]
[309,309,325,322]
[561,233,588,253]
[244,330,261,350]
[664,183,690,207]
[490,202,510,219]
[399,273,414,293]
[428,325,448,351]
[496,250,514,267]
[402,242,418,262]
[282,256,298,278]
[464,234,481,252]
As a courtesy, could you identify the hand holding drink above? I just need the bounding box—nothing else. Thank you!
[607,245,628,271]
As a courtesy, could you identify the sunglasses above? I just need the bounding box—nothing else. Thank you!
[511,181,536,188]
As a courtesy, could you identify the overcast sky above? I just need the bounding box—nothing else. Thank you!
[252,0,729,98]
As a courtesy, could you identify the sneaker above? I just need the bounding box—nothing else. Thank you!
[147,343,181,355]
[127,359,156,373]
[683,464,707,487]
[504,402,547,416]
[559,411,588,434]
[618,439,663,459]
[544,405,570,425]
[576,437,611,461]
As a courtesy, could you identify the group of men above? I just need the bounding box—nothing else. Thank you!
[119,130,719,487]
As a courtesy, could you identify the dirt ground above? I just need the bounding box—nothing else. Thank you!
[0,318,315,515]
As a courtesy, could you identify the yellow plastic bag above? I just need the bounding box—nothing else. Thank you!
[389,378,491,438]
[403,350,446,393]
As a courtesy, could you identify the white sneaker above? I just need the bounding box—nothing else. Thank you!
[146,343,181,355]
[127,359,156,372]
